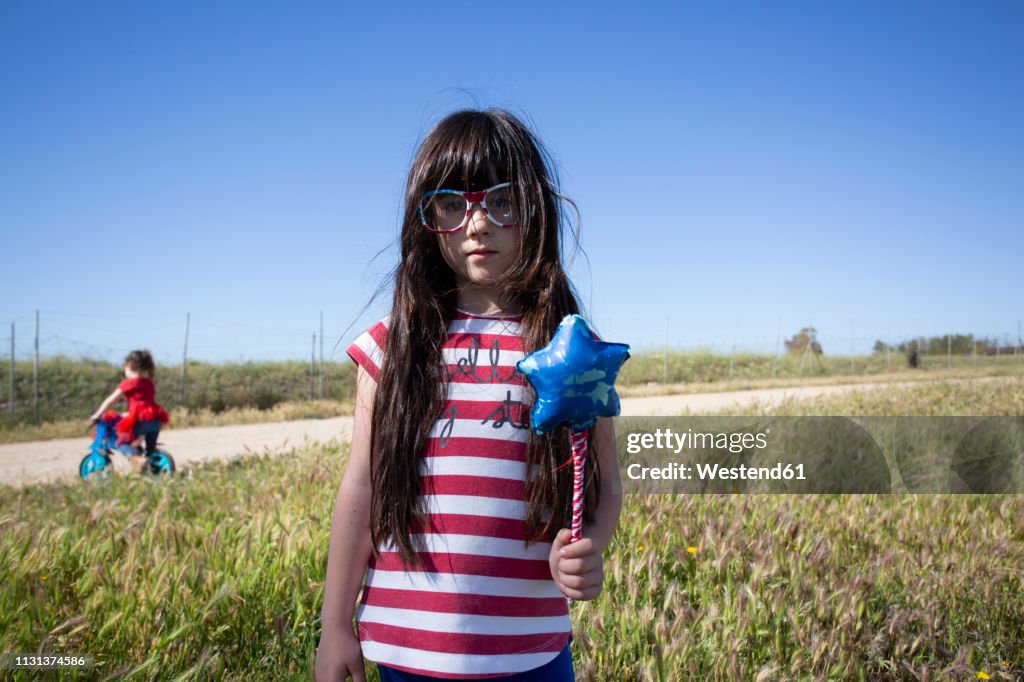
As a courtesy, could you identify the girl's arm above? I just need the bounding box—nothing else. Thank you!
[90,388,124,421]
[315,366,376,682]
[549,416,623,600]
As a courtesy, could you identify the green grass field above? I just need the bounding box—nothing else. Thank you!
[2,376,1022,680]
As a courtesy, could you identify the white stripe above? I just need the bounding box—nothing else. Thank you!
[420,456,529,480]
[419,493,526,520]
[380,532,549,560]
[448,318,522,336]
[359,640,564,676]
[429,418,530,442]
[429,495,556,524]
[365,567,563,599]
[351,331,384,372]
[358,603,569,637]
[442,346,524,367]
[445,381,531,404]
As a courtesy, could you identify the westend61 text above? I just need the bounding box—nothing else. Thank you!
[627,462,807,481]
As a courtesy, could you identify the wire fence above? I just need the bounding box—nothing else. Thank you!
[1,310,1022,426]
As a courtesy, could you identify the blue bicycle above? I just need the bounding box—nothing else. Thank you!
[79,412,176,480]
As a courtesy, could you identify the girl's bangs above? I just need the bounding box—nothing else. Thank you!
[422,120,522,192]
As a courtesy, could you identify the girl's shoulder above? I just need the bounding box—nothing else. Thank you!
[346,316,390,380]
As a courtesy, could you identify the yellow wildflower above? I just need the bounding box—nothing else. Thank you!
[638,545,645,552]
[975,672,989,680]
[40,576,47,581]
[686,546,697,555]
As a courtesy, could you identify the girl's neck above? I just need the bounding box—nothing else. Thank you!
[456,285,520,317]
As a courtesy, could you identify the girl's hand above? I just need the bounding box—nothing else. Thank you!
[314,629,366,682]
[549,528,605,601]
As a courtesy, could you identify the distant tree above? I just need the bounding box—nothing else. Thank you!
[784,327,823,355]
[873,334,996,356]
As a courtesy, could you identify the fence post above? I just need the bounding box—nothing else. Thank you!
[180,313,190,405]
[771,318,780,379]
[850,319,855,374]
[8,322,13,419]
[728,319,737,379]
[33,310,39,424]
[662,318,668,384]
[886,320,891,369]
[319,311,324,399]
[920,334,926,368]
[310,334,316,399]
[973,326,977,368]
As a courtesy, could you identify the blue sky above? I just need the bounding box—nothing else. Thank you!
[2,1,1022,365]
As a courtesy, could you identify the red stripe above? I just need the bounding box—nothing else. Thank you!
[411,514,528,540]
[422,475,524,501]
[373,552,552,580]
[358,622,568,657]
[446,368,528,385]
[368,321,388,347]
[441,399,530,423]
[445,331,524,351]
[361,586,568,618]
[345,345,379,380]
[424,436,527,459]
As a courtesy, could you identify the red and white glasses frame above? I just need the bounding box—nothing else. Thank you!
[418,182,519,234]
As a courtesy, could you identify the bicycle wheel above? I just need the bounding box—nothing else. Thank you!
[80,452,111,481]
[147,450,176,477]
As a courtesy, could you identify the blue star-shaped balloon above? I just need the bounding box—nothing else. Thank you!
[516,314,631,435]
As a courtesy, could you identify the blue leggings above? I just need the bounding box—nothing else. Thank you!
[376,644,574,682]
[132,419,161,456]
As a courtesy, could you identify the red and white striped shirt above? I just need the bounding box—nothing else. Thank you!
[345,310,570,679]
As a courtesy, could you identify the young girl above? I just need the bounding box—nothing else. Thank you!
[315,109,622,682]
[89,349,170,474]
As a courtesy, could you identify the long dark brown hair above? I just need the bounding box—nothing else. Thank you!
[369,109,603,566]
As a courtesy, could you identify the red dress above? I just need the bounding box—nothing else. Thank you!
[115,377,170,445]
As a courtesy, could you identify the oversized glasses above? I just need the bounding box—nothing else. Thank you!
[419,182,521,233]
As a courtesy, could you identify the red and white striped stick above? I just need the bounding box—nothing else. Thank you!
[569,428,589,543]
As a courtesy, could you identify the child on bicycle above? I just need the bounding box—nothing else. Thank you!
[89,349,170,474]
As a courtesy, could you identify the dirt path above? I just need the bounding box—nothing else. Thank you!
[0,376,1004,488]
